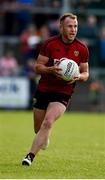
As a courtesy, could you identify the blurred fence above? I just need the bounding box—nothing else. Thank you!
[0,72,105,112]
[0,37,105,112]
[0,77,30,109]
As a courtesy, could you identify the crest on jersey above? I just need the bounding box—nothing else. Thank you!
[74,51,79,56]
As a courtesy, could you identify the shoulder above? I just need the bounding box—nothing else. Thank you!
[43,35,60,46]
[40,35,60,56]
[75,38,89,50]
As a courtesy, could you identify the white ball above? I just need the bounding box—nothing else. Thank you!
[58,58,80,81]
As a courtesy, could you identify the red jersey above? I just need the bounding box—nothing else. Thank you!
[37,35,89,95]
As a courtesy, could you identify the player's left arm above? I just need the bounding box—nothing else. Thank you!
[79,62,89,81]
[69,43,89,84]
[68,62,89,84]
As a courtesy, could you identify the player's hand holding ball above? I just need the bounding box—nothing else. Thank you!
[47,65,62,76]
[67,75,80,84]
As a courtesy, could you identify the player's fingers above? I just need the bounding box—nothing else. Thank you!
[67,80,75,84]
[54,65,62,71]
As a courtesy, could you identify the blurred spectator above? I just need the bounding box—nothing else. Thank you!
[33,0,62,7]
[48,18,59,36]
[39,24,50,41]
[71,0,90,10]
[98,26,105,67]
[33,0,49,7]
[78,15,99,67]
[32,24,50,56]
[71,0,104,10]
[0,49,19,76]
[1,0,34,35]
[13,0,33,35]
[20,24,41,63]
[0,12,4,35]
[22,58,37,109]
[78,15,98,39]
[89,79,104,112]
[51,0,62,8]
[2,0,16,35]
[87,0,105,9]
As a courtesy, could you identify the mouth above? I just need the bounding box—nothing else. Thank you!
[70,33,75,36]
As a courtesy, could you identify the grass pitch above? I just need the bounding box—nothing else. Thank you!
[0,110,105,179]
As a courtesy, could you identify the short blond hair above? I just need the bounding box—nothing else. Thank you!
[59,13,77,24]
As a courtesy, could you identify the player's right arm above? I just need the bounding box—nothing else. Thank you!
[35,54,61,76]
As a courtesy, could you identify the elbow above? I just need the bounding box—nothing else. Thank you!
[83,73,89,81]
[80,72,89,82]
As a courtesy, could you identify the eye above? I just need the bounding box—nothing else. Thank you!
[74,25,78,28]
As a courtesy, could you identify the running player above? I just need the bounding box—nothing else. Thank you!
[22,13,89,166]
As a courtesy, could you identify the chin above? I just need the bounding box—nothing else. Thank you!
[68,38,74,43]
[69,37,75,41]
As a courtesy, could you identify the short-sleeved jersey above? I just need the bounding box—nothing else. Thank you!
[37,35,89,95]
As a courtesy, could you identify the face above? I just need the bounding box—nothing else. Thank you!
[60,17,78,43]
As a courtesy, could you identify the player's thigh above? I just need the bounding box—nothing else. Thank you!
[33,108,46,133]
[45,102,66,123]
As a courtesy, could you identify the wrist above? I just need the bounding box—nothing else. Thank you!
[77,74,81,81]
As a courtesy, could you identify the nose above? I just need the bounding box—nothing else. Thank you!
[71,26,76,32]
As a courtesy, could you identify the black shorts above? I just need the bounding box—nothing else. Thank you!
[33,90,72,110]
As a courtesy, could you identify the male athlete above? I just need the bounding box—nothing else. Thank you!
[22,13,89,166]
